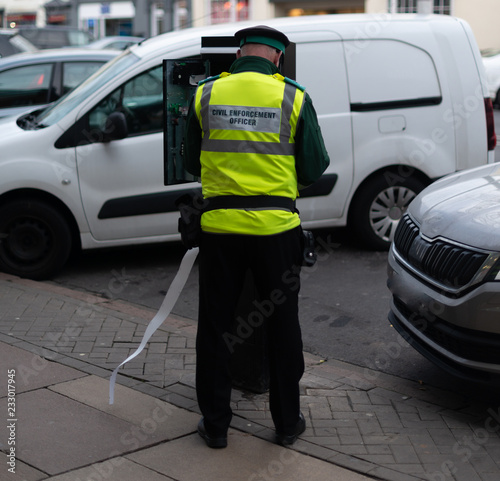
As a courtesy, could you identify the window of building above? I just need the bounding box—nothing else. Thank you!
[210,0,248,24]
[287,8,363,16]
[394,0,452,14]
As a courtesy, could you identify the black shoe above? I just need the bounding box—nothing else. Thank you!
[197,418,228,449]
[276,412,306,447]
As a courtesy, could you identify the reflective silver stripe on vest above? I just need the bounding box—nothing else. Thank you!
[199,75,299,155]
[279,82,296,142]
[200,80,215,139]
[202,138,296,155]
[209,105,281,133]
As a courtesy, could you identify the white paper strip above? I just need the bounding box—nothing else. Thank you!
[109,247,199,404]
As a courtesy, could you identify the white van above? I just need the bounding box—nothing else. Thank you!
[0,13,495,279]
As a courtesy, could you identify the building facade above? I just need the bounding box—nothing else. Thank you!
[1,0,500,51]
[366,0,500,50]
[1,0,46,27]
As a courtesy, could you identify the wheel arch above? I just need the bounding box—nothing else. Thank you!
[347,165,432,224]
[0,188,82,254]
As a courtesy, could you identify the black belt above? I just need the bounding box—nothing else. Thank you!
[204,195,296,212]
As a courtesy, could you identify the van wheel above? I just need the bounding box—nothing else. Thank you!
[349,174,426,250]
[0,199,72,280]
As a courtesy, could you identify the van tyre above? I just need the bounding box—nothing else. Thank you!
[0,199,72,280]
[349,174,426,251]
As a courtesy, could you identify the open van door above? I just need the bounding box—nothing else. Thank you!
[163,58,208,186]
[163,36,297,185]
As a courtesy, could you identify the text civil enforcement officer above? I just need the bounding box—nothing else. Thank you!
[184,25,330,449]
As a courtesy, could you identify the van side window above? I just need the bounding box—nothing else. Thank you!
[62,61,105,95]
[88,65,163,137]
[345,39,442,111]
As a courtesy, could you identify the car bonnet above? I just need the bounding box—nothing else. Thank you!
[408,164,500,251]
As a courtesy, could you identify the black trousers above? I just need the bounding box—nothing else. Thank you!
[196,227,305,437]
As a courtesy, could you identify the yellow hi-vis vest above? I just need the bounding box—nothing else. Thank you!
[194,71,305,235]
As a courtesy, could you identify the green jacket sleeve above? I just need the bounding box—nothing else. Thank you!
[294,93,330,188]
[183,95,202,177]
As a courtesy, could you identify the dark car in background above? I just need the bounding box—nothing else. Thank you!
[0,29,38,58]
[387,163,500,383]
[0,48,119,118]
[17,26,93,49]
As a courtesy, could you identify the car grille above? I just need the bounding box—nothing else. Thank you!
[394,214,488,290]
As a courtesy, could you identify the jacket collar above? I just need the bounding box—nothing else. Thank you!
[229,56,280,75]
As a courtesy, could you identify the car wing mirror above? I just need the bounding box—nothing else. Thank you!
[103,111,128,142]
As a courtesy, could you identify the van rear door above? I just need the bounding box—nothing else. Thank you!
[344,38,456,183]
[292,32,353,224]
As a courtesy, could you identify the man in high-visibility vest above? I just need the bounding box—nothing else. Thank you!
[184,25,330,448]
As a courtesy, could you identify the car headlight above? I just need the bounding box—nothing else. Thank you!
[475,253,500,284]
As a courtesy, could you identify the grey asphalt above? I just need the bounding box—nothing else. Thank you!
[1,271,500,481]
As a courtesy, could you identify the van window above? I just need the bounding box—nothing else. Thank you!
[62,61,104,95]
[88,65,163,137]
[36,52,138,128]
[344,39,441,110]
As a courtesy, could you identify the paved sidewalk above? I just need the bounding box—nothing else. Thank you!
[1,272,500,481]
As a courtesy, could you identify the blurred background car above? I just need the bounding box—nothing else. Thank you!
[0,48,120,118]
[17,26,94,49]
[0,28,38,58]
[85,36,145,50]
[387,163,500,383]
[482,49,500,107]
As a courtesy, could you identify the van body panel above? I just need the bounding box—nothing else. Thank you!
[294,39,353,221]
[76,132,171,240]
[0,122,90,233]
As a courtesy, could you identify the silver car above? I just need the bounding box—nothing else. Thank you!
[85,36,145,50]
[387,163,500,382]
[0,48,119,118]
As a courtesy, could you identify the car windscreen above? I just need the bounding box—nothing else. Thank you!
[33,50,140,127]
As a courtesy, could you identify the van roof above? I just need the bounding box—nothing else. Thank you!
[132,13,462,60]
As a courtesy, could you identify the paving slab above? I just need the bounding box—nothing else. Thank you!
[0,342,86,393]
[0,460,47,481]
[4,388,169,476]
[127,431,375,481]
[49,375,199,439]
[45,457,175,481]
